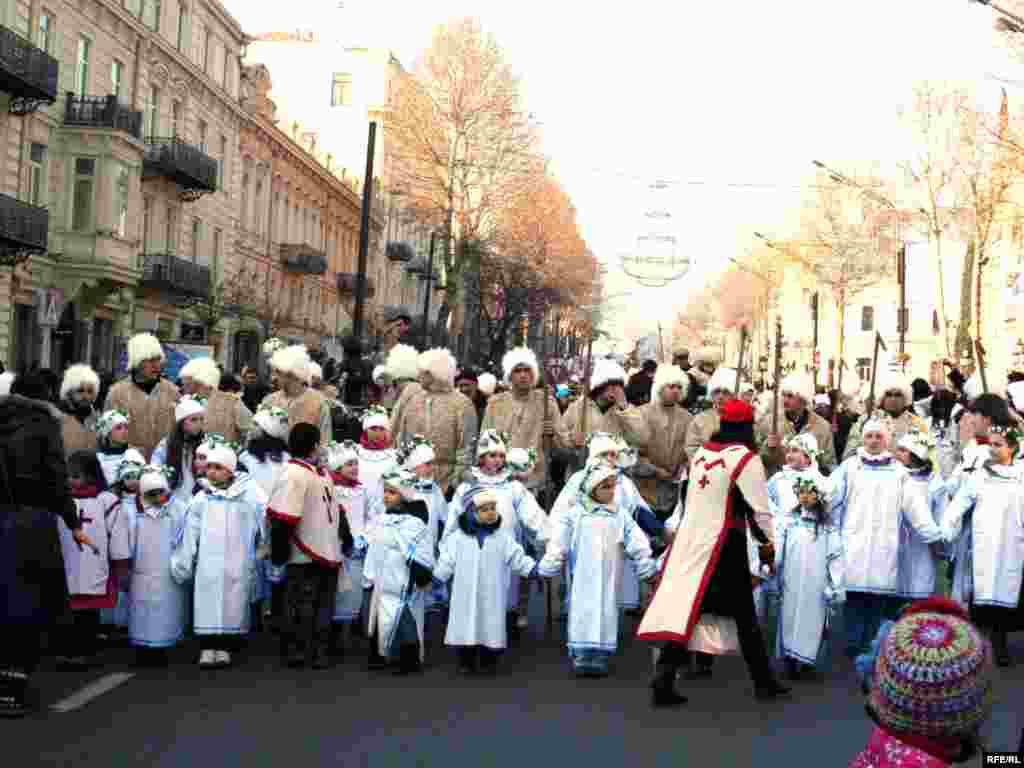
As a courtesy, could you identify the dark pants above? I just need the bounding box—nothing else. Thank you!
[199,635,243,653]
[456,645,502,672]
[61,609,100,658]
[844,592,903,658]
[283,564,339,658]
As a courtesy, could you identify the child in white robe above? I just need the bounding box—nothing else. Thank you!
[938,424,1024,667]
[357,405,399,495]
[96,409,140,487]
[433,486,537,675]
[238,406,291,628]
[171,444,267,668]
[152,395,207,507]
[56,451,132,669]
[774,474,843,680]
[445,429,547,629]
[129,466,188,666]
[893,429,946,602]
[327,440,376,655]
[102,449,147,631]
[539,461,656,677]
[364,469,434,674]
[401,436,449,613]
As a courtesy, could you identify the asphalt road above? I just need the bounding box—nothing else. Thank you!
[3,598,1022,768]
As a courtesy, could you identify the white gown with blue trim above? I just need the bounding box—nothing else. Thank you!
[129,497,188,648]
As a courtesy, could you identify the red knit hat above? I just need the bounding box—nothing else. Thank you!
[720,399,754,424]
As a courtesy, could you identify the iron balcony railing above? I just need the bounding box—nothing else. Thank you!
[337,272,375,298]
[65,93,142,138]
[0,25,58,113]
[280,243,327,275]
[139,253,211,299]
[0,191,48,254]
[142,137,218,197]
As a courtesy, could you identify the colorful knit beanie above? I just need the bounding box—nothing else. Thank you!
[868,598,993,740]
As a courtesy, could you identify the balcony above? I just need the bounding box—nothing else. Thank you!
[385,241,414,263]
[142,137,218,201]
[139,253,211,299]
[0,191,48,264]
[0,25,58,114]
[337,272,376,298]
[280,243,327,275]
[65,93,142,139]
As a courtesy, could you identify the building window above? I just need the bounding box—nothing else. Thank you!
[171,99,182,138]
[176,6,187,52]
[201,25,210,71]
[254,180,263,234]
[37,12,52,53]
[71,158,95,231]
[142,0,160,31]
[114,162,130,238]
[222,46,230,89]
[856,357,872,382]
[330,73,351,106]
[75,36,91,96]
[861,306,874,332]
[144,85,160,137]
[111,60,124,100]
[28,144,46,207]
[219,135,228,190]
[240,173,249,229]
[166,204,178,253]
[191,218,201,263]
[142,197,152,252]
[213,228,222,278]
[197,120,207,152]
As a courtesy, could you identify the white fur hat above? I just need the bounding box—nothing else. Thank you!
[270,345,312,383]
[477,372,497,396]
[418,348,457,386]
[476,428,508,457]
[587,432,620,461]
[963,372,984,402]
[262,337,285,358]
[502,347,539,384]
[372,365,389,385]
[254,406,290,441]
[707,366,739,395]
[582,461,618,495]
[652,364,690,405]
[386,344,420,381]
[693,346,724,366]
[785,433,820,461]
[179,357,221,390]
[127,333,165,370]
[507,447,537,475]
[175,394,206,423]
[116,448,148,483]
[1007,380,1024,413]
[779,372,814,404]
[327,440,360,470]
[0,372,13,395]
[60,364,100,401]
[863,413,893,437]
[205,444,238,472]
[877,370,913,405]
[139,465,171,497]
[402,440,436,471]
[590,358,626,393]
[897,429,936,462]
[308,362,323,382]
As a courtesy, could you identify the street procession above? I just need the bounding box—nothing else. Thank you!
[2,0,1024,766]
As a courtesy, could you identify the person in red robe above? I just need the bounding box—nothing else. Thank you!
[638,398,790,707]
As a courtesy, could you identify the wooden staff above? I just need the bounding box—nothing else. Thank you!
[579,336,594,442]
[771,318,782,434]
[734,325,748,394]
[867,331,887,417]
[542,366,554,629]
[974,338,989,394]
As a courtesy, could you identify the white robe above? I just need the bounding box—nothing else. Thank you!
[775,513,843,665]
[357,445,398,498]
[943,441,990,604]
[414,479,449,610]
[130,498,188,648]
[538,500,655,655]
[105,494,140,628]
[58,491,131,598]
[238,450,290,593]
[170,475,267,635]
[333,482,380,622]
[97,449,134,488]
[434,517,536,650]
[899,470,946,599]
[364,512,435,660]
[941,462,1024,609]
[152,438,200,509]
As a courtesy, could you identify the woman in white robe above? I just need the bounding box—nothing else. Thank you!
[893,430,946,600]
[433,486,537,673]
[129,467,188,663]
[538,462,656,677]
[152,396,207,508]
[401,437,449,612]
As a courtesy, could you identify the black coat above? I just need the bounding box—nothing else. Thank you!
[626,372,654,406]
[0,395,79,627]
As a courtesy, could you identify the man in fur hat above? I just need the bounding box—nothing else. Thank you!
[481,347,559,499]
[672,347,690,370]
[383,343,420,409]
[684,366,739,458]
[683,346,723,410]
[390,348,477,497]
[757,371,836,477]
[636,365,692,514]
[260,345,333,449]
[455,366,489,426]
[58,364,101,456]
[842,371,926,460]
[379,307,412,359]
[556,357,649,474]
[626,359,658,407]
[104,333,180,460]
[179,357,252,443]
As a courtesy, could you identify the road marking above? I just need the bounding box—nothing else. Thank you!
[50,672,136,713]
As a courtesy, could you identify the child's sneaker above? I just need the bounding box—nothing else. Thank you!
[199,649,217,668]
[215,650,231,667]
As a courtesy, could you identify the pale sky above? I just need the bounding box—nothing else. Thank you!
[223,0,1024,349]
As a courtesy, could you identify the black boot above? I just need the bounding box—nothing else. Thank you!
[0,670,28,719]
[651,662,687,708]
[784,657,800,681]
[456,647,477,675]
[993,630,1012,667]
[329,624,345,659]
[395,643,422,675]
[754,680,792,701]
[311,630,332,670]
[367,633,387,671]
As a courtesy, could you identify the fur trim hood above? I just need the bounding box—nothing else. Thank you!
[418,348,457,389]
[179,357,221,390]
[269,345,312,383]
[60,364,100,401]
[386,344,420,381]
[652,364,690,405]
[779,371,814,405]
[127,333,165,370]
[877,370,913,405]
[502,347,539,384]
[707,366,739,394]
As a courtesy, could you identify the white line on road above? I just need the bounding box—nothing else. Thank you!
[50,672,136,713]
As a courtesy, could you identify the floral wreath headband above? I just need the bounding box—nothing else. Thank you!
[903,428,937,451]
[793,477,826,496]
[256,405,289,421]
[507,448,538,472]
[477,429,510,454]
[990,424,1022,444]
[140,465,176,482]
[198,433,238,454]
[97,409,131,434]
[398,434,435,461]
[784,435,820,460]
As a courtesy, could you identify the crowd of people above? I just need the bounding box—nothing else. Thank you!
[1,334,1021,765]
